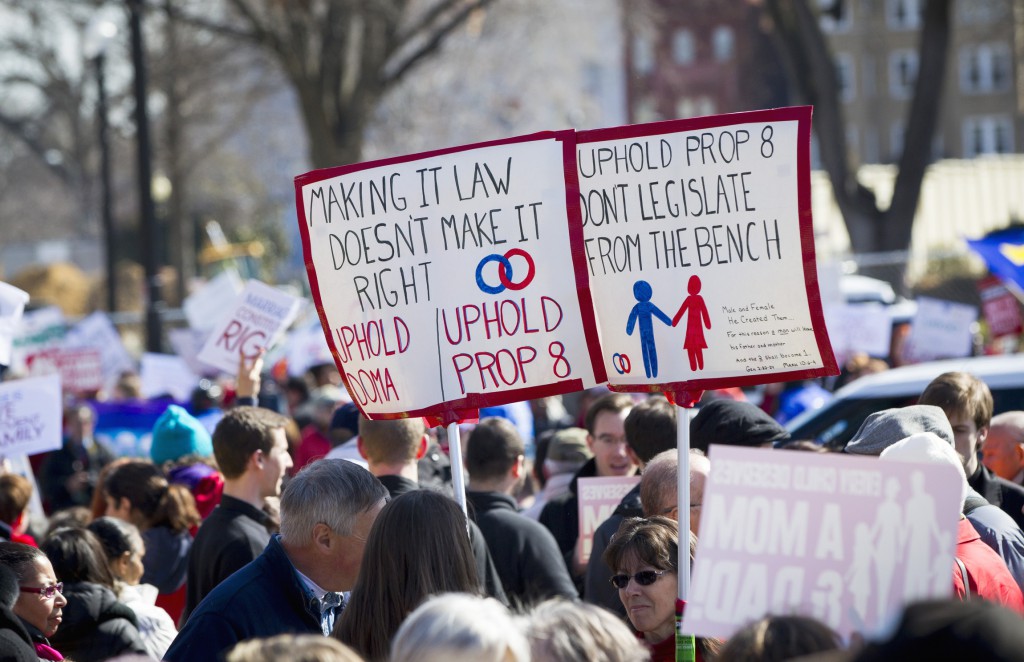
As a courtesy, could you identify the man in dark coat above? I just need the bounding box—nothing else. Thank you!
[183,406,293,621]
[165,460,389,662]
[465,417,577,608]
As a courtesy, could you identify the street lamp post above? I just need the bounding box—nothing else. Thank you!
[128,0,163,353]
[84,17,118,313]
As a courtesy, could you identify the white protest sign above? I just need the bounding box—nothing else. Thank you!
[168,327,213,376]
[905,297,977,362]
[0,374,63,456]
[576,107,835,395]
[182,270,244,331]
[0,282,30,366]
[683,446,961,642]
[824,303,893,363]
[62,312,136,387]
[576,475,640,566]
[284,323,335,377]
[296,131,604,420]
[196,280,302,375]
[10,307,66,374]
[139,353,199,402]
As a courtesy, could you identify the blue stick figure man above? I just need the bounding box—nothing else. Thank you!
[626,280,672,378]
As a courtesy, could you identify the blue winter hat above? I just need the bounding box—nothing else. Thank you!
[151,404,213,465]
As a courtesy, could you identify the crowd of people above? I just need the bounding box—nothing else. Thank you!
[2,349,1024,662]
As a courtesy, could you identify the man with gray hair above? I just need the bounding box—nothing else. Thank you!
[165,459,388,662]
[639,448,710,537]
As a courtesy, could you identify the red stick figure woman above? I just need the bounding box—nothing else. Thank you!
[672,275,711,371]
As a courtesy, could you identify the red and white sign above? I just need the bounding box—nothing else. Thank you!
[26,347,104,394]
[576,107,836,397]
[978,276,1022,338]
[295,131,604,421]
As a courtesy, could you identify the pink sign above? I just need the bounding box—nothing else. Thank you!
[683,446,961,642]
[576,475,640,566]
[26,347,104,394]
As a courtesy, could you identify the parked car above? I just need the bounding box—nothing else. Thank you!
[786,354,1024,450]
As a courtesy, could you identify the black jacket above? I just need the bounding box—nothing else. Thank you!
[184,495,272,620]
[141,526,191,595]
[583,483,643,617]
[538,457,600,581]
[49,581,146,662]
[969,463,1024,530]
[466,490,578,609]
[378,475,508,605]
[0,608,36,662]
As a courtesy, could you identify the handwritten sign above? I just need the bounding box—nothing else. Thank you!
[683,446,960,641]
[0,374,63,457]
[196,280,302,375]
[905,297,977,362]
[0,282,30,366]
[296,131,603,420]
[576,475,640,565]
[26,347,104,394]
[576,108,835,394]
[183,270,243,331]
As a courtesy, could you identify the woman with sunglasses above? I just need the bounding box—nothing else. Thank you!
[604,517,717,662]
[0,541,67,661]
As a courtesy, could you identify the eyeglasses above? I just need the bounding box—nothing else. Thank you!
[20,583,63,599]
[610,570,667,589]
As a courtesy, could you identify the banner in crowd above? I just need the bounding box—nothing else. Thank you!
[197,280,303,375]
[0,374,63,457]
[905,297,977,362]
[26,347,104,395]
[92,398,176,458]
[62,312,136,391]
[0,282,30,366]
[683,446,961,642]
[296,131,604,420]
[576,107,836,396]
[576,475,640,566]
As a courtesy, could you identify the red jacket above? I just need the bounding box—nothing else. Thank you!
[953,518,1024,614]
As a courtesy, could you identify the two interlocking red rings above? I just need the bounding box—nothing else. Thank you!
[475,248,536,294]
[612,353,631,374]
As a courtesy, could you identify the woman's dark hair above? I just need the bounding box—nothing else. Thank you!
[41,527,115,589]
[0,541,47,582]
[603,516,679,575]
[104,460,199,533]
[333,490,480,661]
[716,614,841,662]
[87,516,144,562]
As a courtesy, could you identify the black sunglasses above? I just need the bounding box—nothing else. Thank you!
[610,570,667,589]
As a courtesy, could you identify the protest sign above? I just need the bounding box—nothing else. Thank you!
[196,280,302,375]
[576,475,640,566]
[26,347,104,394]
[10,307,66,374]
[683,446,961,642]
[296,131,604,420]
[182,270,244,331]
[140,353,200,403]
[168,327,213,377]
[283,323,335,377]
[576,107,836,396]
[0,374,63,457]
[905,297,977,362]
[0,282,30,366]
[978,276,1022,339]
[62,312,136,389]
[823,303,893,363]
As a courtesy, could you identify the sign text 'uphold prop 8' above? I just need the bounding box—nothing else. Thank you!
[577,107,837,395]
[296,131,604,420]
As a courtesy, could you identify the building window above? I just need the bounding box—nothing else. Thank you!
[632,34,654,74]
[864,127,880,164]
[886,0,922,30]
[675,96,716,119]
[960,43,1012,94]
[835,53,855,102]
[672,29,696,65]
[712,26,734,62]
[962,116,1014,157]
[634,97,660,124]
[819,0,852,32]
[888,49,918,99]
[862,54,876,97]
[890,122,905,161]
